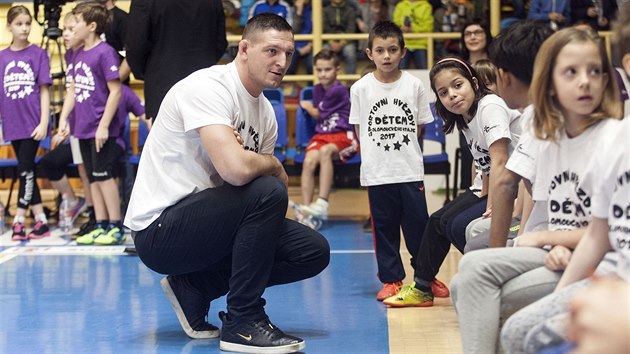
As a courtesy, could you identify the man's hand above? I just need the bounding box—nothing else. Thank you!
[271,157,289,188]
[544,245,572,271]
[233,129,244,147]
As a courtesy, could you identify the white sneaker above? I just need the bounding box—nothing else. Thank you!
[299,199,328,219]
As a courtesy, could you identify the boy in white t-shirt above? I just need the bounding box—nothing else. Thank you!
[349,21,434,301]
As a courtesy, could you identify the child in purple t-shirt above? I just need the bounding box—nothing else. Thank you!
[0,6,52,240]
[294,49,358,223]
[57,2,124,245]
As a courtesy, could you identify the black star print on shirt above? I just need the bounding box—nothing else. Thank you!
[384,144,390,151]
[402,134,410,145]
[394,141,402,150]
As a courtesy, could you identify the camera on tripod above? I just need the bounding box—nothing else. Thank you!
[33,0,70,40]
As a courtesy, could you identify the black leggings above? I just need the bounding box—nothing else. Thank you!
[414,189,481,283]
[133,176,330,323]
[11,139,42,209]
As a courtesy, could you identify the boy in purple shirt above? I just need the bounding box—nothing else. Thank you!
[57,2,124,245]
[0,5,52,240]
[295,49,358,223]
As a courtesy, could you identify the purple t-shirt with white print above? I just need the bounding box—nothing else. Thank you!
[113,85,145,150]
[312,81,353,134]
[0,44,52,141]
[71,41,119,139]
[64,48,77,135]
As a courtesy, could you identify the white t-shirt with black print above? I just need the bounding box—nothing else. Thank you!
[461,94,522,179]
[585,118,630,281]
[349,71,433,186]
[125,63,277,231]
[532,119,617,232]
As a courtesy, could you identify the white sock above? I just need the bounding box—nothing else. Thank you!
[316,198,329,207]
[13,215,25,224]
[35,213,48,224]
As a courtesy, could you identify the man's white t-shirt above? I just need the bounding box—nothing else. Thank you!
[349,71,433,186]
[532,119,617,232]
[124,63,277,231]
[585,118,630,281]
[505,105,539,184]
[461,94,522,181]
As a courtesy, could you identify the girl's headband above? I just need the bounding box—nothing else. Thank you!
[436,57,474,78]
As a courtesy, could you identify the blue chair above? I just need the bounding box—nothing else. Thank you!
[263,88,288,163]
[422,102,452,203]
[127,118,150,167]
[294,86,316,164]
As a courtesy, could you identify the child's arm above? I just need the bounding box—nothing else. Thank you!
[32,84,51,141]
[56,81,76,142]
[95,79,122,152]
[484,138,510,218]
[118,58,131,82]
[300,101,320,119]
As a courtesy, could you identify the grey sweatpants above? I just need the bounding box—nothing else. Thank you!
[450,247,562,354]
[500,253,618,354]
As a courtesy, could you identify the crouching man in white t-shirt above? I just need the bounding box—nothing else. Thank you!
[124,13,329,354]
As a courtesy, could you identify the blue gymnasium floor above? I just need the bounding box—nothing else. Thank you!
[0,220,390,354]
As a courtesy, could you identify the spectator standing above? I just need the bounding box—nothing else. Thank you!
[126,0,227,122]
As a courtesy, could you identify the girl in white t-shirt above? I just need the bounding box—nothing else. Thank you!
[384,57,521,307]
[498,26,627,354]
[451,27,623,354]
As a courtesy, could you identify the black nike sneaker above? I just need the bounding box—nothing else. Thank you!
[218,311,305,353]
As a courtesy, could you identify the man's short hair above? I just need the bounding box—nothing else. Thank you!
[368,21,404,50]
[243,13,292,41]
[72,1,111,35]
[489,20,552,85]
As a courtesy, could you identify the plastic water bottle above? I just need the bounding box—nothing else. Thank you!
[0,202,5,234]
[60,194,71,233]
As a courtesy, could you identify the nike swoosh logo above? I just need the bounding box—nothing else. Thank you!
[237,333,253,341]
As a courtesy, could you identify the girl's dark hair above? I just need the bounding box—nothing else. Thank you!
[460,19,492,62]
[429,57,492,134]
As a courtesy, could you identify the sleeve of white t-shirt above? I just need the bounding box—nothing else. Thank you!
[415,82,434,125]
[505,127,539,184]
[476,102,513,148]
[259,100,278,155]
[179,77,234,132]
[348,84,361,125]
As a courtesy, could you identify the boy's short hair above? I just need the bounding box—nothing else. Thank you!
[472,59,497,86]
[314,49,340,67]
[489,20,552,85]
[613,5,630,59]
[72,1,111,35]
[243,13,292,42]
[368,20,404,49]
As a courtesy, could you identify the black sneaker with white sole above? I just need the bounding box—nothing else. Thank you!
[218,311,305,353]
[160,276,219,339]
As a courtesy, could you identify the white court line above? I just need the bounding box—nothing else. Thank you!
[0,246,374,257]
[0,252,18,265]
[0,246,129,256]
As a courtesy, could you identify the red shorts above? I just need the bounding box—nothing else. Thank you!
[305,131,359,162]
